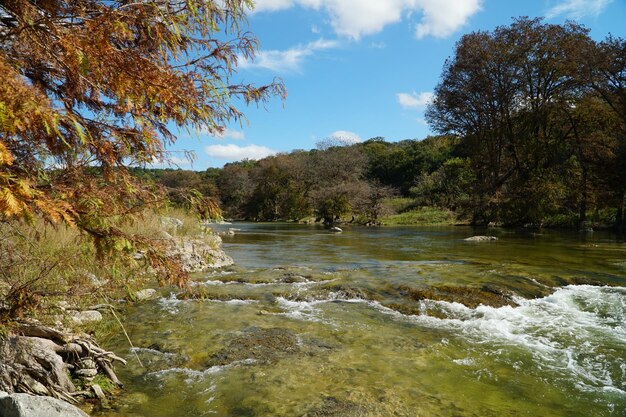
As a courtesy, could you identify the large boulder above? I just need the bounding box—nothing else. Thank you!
[0,392,89,417]
[166,234,234,272]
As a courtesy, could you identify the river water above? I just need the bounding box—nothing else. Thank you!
[96,224,626,417]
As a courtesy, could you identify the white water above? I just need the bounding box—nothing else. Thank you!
[273,285,626,397]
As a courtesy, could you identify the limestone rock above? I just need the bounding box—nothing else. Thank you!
[135,289,157,301]
[0,392,89,417]
[71,310,103,325]
[166,234,234,272]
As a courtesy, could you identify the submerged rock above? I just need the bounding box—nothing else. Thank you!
[0,392,89,417]
[464,235,498,241]
[307,397,367,417]
[279,272,312,283]
[396,284,516,309]
[207,327,300,366]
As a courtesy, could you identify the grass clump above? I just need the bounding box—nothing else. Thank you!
[380,206,458,226]
[0,207,207,326]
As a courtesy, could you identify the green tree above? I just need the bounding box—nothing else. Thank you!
[426,17,595,225]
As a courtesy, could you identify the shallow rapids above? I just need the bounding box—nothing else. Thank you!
[95,224,626,417]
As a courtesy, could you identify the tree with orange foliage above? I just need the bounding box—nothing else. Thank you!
[0,0,285,283]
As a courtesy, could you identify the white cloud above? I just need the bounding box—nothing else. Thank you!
[396,91,434,109]
[252,0,482,39]
[239,38,339,72]
[205,144,277,160]
[546,0,612,19]
[197,126,246,140]
[414,0,482,39]
[329,130,362,144]
[215,128,246,140]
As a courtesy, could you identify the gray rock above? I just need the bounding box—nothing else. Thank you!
[166,234,234,272]
[75,368,98,378]
[71,310,103,324]
[135,289,157,301]
[74,270,107,288]
[132,251,146,260]
[54,301,71,311]
[160,216,184,229]
[464,235,498,241]
[0,392,89,417]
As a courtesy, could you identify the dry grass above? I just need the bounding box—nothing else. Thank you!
[0,207,203,324]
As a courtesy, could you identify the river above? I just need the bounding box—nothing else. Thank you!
[96,224,626,417]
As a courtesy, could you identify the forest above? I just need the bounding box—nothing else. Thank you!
[136,18,626,231]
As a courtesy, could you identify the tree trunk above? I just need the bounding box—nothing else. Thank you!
[578,169,588,228]
[616,189,625,233]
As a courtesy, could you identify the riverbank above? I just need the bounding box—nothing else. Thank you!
[0,211,233,416]
[225,200,619,231]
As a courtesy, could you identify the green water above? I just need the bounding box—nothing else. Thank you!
[96,224,626,417]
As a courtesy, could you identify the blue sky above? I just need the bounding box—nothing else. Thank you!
[165,0,626,169]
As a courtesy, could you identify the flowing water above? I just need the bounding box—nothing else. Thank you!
[95,224,626,417]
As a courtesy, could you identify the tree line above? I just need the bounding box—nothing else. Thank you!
[141,19,626,231]
[136,135,457,224]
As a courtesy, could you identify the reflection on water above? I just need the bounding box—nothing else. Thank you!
[95,224,626,417]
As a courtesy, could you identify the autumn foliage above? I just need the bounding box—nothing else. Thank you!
[0,0,285,281]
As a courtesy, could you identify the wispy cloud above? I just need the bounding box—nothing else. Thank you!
[546,0,613,19]
[214,128,246,140]
[396,91,434,109]
[239,38,339,73]
[253,0,482,40]
[205,144,277,160]
[197,126,246,140]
